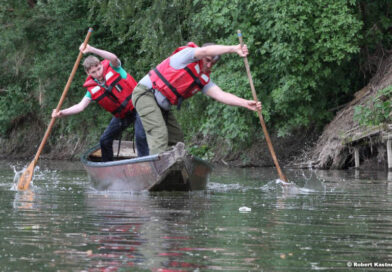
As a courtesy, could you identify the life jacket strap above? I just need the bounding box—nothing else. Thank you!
[152,68,183,102]
[94,77,122,103]
[111,93,133,116]
[184,66,204,89]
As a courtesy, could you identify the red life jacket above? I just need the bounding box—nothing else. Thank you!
[149,42,211,105]
[83,60,137,118]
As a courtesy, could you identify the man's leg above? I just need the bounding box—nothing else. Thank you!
[132,85,168,154]
[134,112,149,156]
[100,117,122,162]
[166,110,184,146]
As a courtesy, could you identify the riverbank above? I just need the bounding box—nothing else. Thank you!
[0,120,319,168]
[297,54,392,170]
[2,55,390,170]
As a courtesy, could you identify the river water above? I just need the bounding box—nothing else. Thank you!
[0,160,391,271]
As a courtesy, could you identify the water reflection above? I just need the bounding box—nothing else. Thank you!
[13,190,36,211]
[1,161,392,271]
[83,191,209,271]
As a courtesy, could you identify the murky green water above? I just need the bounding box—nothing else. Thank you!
[1,160,392,271]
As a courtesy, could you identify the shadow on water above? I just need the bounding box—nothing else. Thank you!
[2,161,392,271]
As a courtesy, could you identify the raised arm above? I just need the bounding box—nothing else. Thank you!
[194,44,248,60]
[205,85,261,112]
[52,96,91,118]
[79,44,120,67]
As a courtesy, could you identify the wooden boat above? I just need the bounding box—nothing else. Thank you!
[80,141,212,191]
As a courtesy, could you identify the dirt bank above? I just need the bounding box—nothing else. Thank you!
[0,114,91,161]
[292,54,392,170]
[0,113,317,167]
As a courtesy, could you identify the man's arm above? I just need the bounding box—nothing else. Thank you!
[194,44,248,60]
[79,44,120,67]
[52,96,91,118]
[205,85,261,112]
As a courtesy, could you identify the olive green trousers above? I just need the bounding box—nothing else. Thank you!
[132,84,184,155]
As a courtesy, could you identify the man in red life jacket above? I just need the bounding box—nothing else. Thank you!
[52,44,148,161]
[131,42,262,155]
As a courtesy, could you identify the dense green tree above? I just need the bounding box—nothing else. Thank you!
[0,0,390,157]
[187,0,363,139]
[357,0,392,77]
[0,1,38,134]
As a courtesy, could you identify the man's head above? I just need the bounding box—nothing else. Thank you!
[201,43,220,74]
[83,56,104,81]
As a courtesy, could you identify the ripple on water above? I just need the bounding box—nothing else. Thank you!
[1,163,392,271]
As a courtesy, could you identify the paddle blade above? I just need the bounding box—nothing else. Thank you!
[17,161,36,190]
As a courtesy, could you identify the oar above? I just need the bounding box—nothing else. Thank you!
[17,27,93,190]
[237,30,288,182]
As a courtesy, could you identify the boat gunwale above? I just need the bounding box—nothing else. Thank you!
[81,144,160,168]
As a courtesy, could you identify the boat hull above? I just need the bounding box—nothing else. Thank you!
[81,142,212,191]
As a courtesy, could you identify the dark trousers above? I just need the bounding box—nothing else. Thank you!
[100,111,149,161]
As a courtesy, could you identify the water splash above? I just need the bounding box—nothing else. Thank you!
[209,178,318,195]
[208,182,246,192]
[11,166,22,190]
[276,179,293,186]
[276,179,318,196]
[10,165,41,191]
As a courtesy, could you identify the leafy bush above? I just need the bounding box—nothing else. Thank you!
[0,0,391,155]
[0,85,37,135]
[354,86,392,127]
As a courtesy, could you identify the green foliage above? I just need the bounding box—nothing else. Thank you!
[86,0,194,80]
[0,1,39,136]
[354,86,392,127]
[252,0,362,135]
[187,144,214,160]
[0,0,391,155]
[357,1,392,77]
[185,0,363,140]
[0,0,113,140]
[0,85,37,135]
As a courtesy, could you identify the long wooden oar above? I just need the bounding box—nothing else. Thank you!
[237,30,288,182]
[17,27,93,190]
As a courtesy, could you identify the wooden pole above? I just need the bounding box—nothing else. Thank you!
[237,30,287,182]
[17,28,93,190]
[354,147,360,168]
[387,139,392,169]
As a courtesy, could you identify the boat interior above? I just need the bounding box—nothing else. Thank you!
[88,140,138,162]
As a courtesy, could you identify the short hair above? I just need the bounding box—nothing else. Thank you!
[83,56,100,73]
[201,42,220,62]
